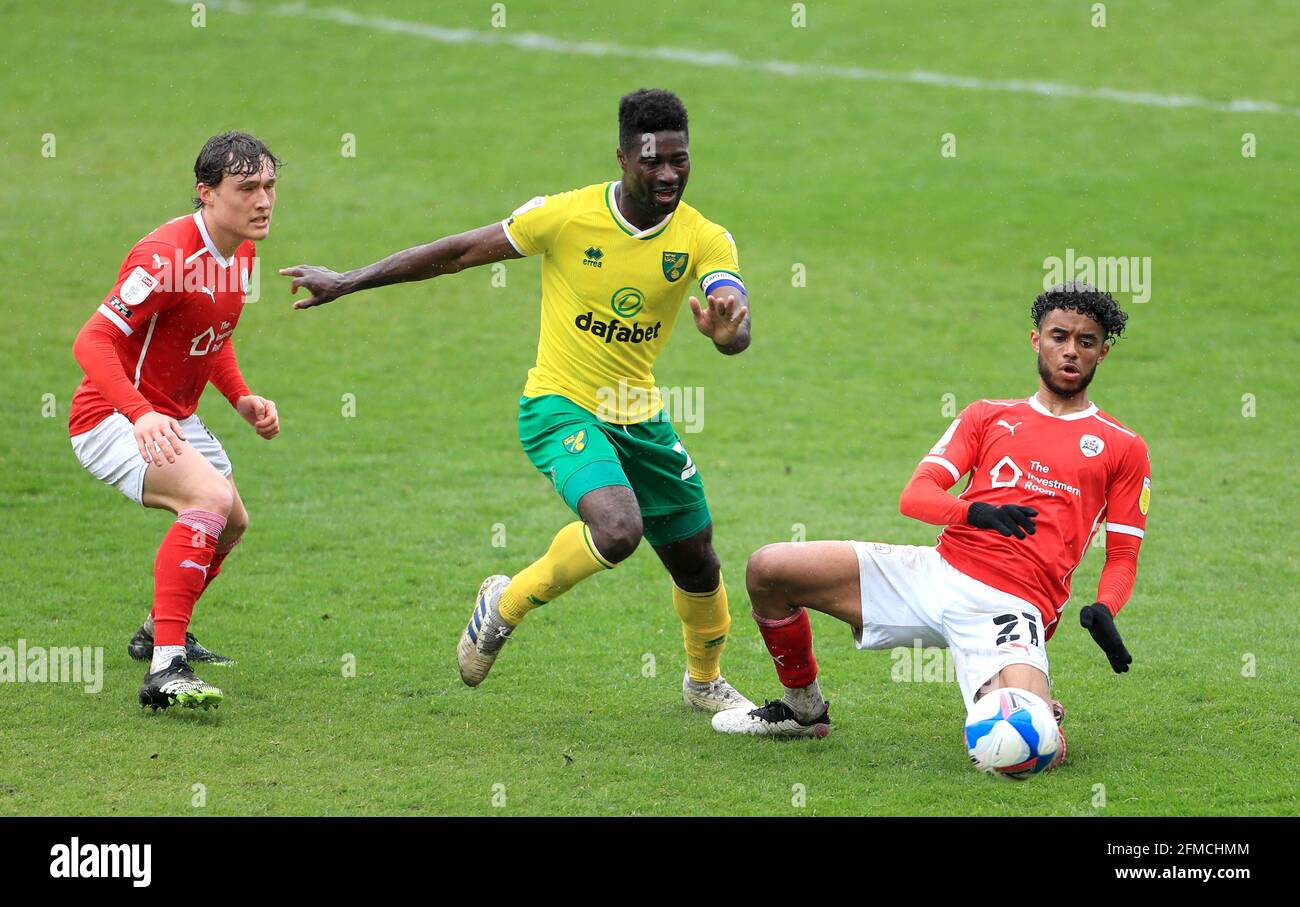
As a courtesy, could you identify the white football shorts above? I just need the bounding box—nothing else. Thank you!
[850,541,1050,711]
[71,412,232,505]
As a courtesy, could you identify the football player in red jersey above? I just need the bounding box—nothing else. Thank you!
[713,283,1149,766]
[69,132,281,710]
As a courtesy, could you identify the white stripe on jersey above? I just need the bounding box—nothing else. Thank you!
[97,304,132,336]
[499,219,524,255]
[921,455,962,483]
[1090,413,1138,438]
[133,314,159,388]
[1105,522,1145,538]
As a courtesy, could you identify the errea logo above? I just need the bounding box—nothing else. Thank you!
[583,247,604,268]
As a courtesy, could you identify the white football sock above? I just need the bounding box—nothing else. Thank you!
[151,645,185,673]
[783,679,825,721]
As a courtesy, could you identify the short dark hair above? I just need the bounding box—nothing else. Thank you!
[1032,281,1129,343]
[193,131,281,209]
[618,89,688,151]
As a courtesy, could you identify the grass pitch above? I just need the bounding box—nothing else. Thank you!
[0,0,1296,815]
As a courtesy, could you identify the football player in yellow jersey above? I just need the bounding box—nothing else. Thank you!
[281,89,753,712]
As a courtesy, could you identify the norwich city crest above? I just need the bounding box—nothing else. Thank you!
[563,430,587,453]
[662,252,689,282]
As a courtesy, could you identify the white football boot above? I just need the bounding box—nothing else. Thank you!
[711,699,832,738]
[456,575,514,687]
[682,671,755,713]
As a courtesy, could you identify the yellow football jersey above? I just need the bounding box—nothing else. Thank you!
[502,181,744,423]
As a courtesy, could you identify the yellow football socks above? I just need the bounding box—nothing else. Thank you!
[497,521,614,626]
[672,577,732,683]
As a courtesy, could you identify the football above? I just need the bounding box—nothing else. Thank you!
[964,688,1061,779]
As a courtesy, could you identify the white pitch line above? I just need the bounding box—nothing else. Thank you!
[175,0,1300,119]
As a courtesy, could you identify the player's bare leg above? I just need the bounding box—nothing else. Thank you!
[977,663,1067,768]
[978,663,1051,702]
[580,485,644,564]
[129,474,242,667]
[458,486,632,687]
[653,524,752,712]
[135,444,233,710]
[712,541,862,737]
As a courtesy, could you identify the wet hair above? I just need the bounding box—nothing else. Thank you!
[1032,281,1128,343]
[618,89,688,151]
[193,131,281,209]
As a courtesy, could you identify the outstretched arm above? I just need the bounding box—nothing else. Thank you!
[689,290,750,355]
[689,231,749,354]
[280,222,522,309]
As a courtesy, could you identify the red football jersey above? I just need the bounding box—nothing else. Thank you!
[921,395,1151,637]
[70,212,255,436]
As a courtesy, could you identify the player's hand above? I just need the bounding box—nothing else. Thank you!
[236,394,280,439]
[1079,603,1132,673]
[133,411,187,467]
[689,293,748,347]
[280,265,346,309]
[967,502,1038,540]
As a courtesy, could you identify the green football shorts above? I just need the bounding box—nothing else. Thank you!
[518,394,711,547]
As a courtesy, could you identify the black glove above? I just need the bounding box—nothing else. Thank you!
[967,502,1038,540]
[1079,603,1132,673]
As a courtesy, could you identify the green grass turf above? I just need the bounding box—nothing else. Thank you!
[0,0,1296,815]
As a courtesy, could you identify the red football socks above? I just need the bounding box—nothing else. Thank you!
[202,537,240,594]
[152,509,226,646]
[754,608,819,689]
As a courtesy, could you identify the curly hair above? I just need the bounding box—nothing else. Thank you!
[193,131,281,209]
[1032,281,1129,343]
[618,88,688,151]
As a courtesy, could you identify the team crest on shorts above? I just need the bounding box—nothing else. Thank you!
[563,430,587,453]
[1079,434,1105,458]
[662,252,689,282]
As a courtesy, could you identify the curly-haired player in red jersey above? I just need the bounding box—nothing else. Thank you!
[69,132,281,711]
[713,283,1150,770]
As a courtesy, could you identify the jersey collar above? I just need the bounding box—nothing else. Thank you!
[1028,392,1098,421]
[193,211,235,268]
[606,181,673,240]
